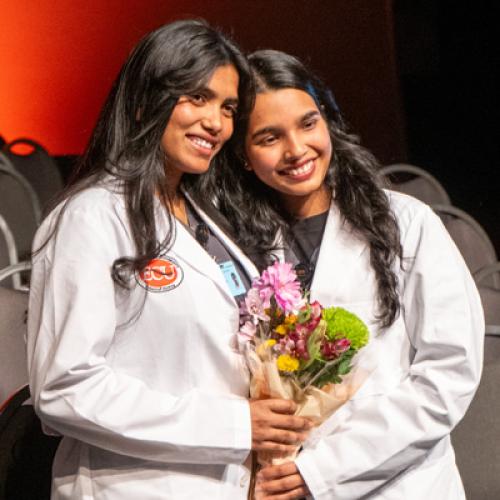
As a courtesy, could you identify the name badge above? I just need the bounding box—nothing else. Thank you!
[219,260,246,297]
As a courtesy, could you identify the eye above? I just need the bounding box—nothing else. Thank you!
[303,117,318,130]
[189,93,206,105]
[259,135,278,146]
[222,103,238,118]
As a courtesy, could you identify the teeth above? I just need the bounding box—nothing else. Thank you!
[191,136,214,149]
[286,160,313,176]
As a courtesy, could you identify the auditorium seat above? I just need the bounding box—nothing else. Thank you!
[0,162,41,261]
[432,204,499,289]
[475,262,500,336]
[452,332,500,499]
[379,163,451,205]
[0,214,20,289]
[0,385,60,500]
[0,281,29,407]
[3,138,64,211]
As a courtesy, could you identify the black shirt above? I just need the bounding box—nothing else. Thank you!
[285,210,329,291]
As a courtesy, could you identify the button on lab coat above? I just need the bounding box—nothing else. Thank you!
[27,186,258,499]
[291,191,484,499]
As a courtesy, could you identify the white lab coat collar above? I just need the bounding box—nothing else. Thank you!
[273,202,368,305]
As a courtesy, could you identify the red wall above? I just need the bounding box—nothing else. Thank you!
[0,0,406,163]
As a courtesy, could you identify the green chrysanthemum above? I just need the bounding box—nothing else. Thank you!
[321,307,369,350]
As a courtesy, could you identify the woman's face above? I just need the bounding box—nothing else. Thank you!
[245,88,333,216]
[161,64,239,186]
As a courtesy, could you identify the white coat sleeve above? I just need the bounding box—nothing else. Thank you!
[295,204,484,499]
[27,202,251,465]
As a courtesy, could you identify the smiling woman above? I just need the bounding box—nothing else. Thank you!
[26,21,312,500]
[162,64,239,184]
[205,49,485,500]
[244,87,332,218]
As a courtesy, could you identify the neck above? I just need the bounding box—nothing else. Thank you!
[281,186,331,219]
[170,191,188,225]
[158,180,187,225]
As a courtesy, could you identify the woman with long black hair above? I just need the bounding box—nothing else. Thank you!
[202,49,484,499]
[27,24,311,499]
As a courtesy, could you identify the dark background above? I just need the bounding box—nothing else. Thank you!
[394,1,498,254]
[1,1,498,252]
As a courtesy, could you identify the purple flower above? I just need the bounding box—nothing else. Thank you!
[253,262,304,313]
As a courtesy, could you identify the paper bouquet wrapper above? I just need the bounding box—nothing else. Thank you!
[246,348,369,466]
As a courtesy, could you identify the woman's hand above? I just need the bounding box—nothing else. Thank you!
[255,462,310,499]
[249,399,312,453]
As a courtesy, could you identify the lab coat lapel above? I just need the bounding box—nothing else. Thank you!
[184,192,259,283]
[309,204,369,305]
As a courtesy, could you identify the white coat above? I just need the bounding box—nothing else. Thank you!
[290,191,484,499]
[27,185,259,499]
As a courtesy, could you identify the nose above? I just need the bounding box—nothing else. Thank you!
[284,133,306,161]
[201,104,223,134]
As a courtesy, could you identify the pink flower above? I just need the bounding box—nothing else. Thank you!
[238,320,256,342]
[321,338,351,360]
[240,288,269,322]
[253,262,304,313]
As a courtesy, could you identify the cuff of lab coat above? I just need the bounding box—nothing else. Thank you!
[295,445,331,499]
[231,397,252,462]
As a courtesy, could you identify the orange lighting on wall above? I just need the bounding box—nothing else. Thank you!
[0,1,209,155]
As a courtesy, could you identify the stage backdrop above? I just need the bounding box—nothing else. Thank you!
[0,0,406,163]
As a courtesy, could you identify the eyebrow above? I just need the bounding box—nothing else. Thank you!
[196,86,239,105]
[250,110,320,140]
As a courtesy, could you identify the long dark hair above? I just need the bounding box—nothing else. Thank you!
[41,19,253,287]
[200,50,402,328]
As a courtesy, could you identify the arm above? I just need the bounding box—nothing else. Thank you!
[28,200,310,465]
[294,204,484,499]
[27,201,252,465]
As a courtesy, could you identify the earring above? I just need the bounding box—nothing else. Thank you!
[243,160,252,171]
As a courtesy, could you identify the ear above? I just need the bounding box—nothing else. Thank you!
[243,160,253,172]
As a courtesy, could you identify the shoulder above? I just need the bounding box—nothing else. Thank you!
[384,189,442,237]
[33,183,129,256]
[384,190,459,265]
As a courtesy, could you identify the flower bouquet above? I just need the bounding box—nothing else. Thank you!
[238,261,370,466]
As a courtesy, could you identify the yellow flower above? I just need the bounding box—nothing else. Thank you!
[257,339,277,357]
[274,324,288,335]
[284,314,297,326]
[276,354,300,372]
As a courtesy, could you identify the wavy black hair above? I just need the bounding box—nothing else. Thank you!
[197,50,402,328]
[41,19,253,287]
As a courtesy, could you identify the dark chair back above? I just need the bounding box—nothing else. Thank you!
[3,138,64,211]
[452,334,500,499]
[0,385,61,500]
[379,163,451,205]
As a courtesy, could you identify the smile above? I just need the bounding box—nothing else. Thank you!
[280,159,315,178]
[187,135,216,152]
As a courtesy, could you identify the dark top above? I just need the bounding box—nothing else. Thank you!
[284,210,329,291]
[185,202,252,301]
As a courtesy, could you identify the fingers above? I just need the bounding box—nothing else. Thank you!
[249,399,313,452]
[259,462,298,480]
[255,463,310,499]
[263,398,297,414]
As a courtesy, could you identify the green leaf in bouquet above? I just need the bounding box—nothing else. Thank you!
[297,305,311,324]
[322,307,369,350]
[299,319,326,371]
[337,350,355,375]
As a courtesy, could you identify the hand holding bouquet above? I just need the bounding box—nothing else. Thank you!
[238,261,370,465]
